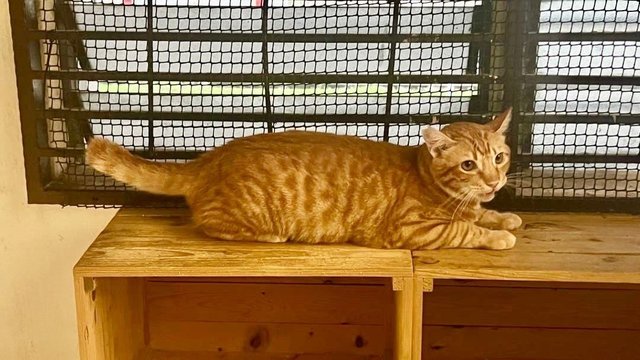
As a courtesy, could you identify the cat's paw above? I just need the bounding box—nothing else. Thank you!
[499,213,523,231]
[484,230,517,250]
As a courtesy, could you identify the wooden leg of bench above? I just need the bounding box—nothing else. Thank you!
[412,277,426,360]
[74,275,101,360]
[393,277,414,360]
[412,277,434,359]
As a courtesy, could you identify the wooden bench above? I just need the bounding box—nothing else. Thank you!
[73,209,415,360]
[75,210,640,359]
[412,213,640,360]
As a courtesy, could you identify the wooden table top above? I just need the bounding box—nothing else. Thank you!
[74,209,413,278]
[75,209,640,286]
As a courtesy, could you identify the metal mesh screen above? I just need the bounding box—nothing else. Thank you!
[9,0,640,212]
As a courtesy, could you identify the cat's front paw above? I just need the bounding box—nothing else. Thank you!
[499,213,523,231]
[484,230,517,250]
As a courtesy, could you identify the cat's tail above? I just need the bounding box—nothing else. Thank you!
[85,138,193,196]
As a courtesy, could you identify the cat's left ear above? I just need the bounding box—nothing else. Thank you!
[422,127,456,158]
[486,107,512,134]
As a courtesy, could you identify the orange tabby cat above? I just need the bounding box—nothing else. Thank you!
[86,108,521,250]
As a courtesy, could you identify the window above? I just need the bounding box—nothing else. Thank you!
[9,0,640,211]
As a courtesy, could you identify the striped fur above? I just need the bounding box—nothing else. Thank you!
[86,108,521,250]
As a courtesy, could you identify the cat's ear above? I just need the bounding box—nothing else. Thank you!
[422,127,456,158]
[486,107,512,134]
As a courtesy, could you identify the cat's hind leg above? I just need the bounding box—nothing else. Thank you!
[198,222,287,243]
[191,203,287,243]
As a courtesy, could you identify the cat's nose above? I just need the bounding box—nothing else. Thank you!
[487,180,500,190]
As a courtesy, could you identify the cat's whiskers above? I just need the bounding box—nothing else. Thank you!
[450,188,477,222]
[438,190,470,210]
[428,190,468,221]
[452,192,474,221]
[506,178,524,183]
[430,188,469,213]
[505,177,533,188]
[507,172,528,179]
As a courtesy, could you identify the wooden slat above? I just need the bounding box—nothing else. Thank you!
[423,326,640,360]
[75,210,413,278]
[423,285,640,330]
[415,250,640,283]
[414,213,640,285]
[435,279,640,290]
[146,281,391,325]
[140,349,382,360]
[416,250,640,283]
[148,320,386,355]
[146,277,389,286]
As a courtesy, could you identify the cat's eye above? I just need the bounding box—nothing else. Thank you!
[461,160,476,171]
[495,152,505,164]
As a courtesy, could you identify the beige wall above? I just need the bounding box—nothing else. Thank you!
[0,3,117,359]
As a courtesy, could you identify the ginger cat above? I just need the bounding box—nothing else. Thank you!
[86,108,522,250]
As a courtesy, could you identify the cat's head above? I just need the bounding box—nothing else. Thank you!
[422,108,512,203]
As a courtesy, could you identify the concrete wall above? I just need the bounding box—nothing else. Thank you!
[0,2,117,359]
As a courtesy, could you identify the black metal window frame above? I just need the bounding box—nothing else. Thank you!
[8,0,640,212]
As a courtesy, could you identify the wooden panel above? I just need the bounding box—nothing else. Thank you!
[100,278,146,360]
[74,277,145,360]
[148,320,386,355]
[423,285,640,330]
[146,281,391,325]
[414,213,640,284]
[515,213,640,254]
[422,326,640,360]
[75,276,104,360]
[75,209,413,278]
[140,349,382,360]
